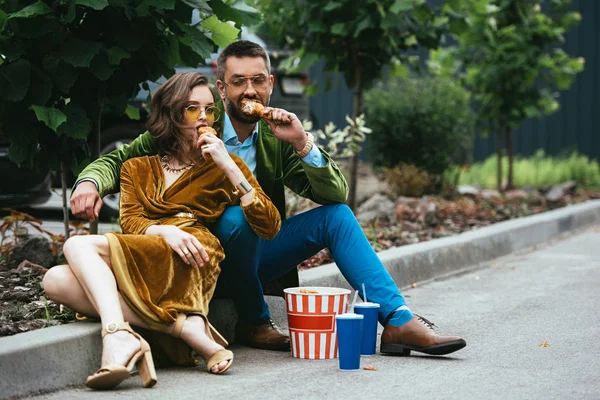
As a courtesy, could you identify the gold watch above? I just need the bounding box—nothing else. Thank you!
[294,132,315,158]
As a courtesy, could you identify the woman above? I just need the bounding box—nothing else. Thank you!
[42,72,281,389]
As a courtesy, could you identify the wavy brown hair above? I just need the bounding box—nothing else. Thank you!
[146,72,215,162]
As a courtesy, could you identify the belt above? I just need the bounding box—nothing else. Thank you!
[173,212,195,219]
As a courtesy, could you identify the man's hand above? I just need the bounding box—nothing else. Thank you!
[263,107,307,151]
[70,181,103,221]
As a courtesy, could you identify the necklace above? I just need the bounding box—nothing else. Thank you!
[160,155,196,174]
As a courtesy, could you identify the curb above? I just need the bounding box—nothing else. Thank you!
[1,200,599,399]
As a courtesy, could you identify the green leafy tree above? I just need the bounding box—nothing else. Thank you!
[0,0,256,233]
[431,0,584,190]
[252,0,468,209]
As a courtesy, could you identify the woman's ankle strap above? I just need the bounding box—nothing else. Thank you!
[101,321,132,337]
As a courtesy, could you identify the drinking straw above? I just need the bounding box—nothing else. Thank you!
[351,289,359,312]
[362,283,368,303]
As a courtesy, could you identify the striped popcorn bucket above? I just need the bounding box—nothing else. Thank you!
[284,287,351,359]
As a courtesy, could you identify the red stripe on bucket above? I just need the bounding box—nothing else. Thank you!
[288,313,335,332]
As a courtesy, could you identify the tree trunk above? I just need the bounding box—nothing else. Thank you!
[496,122,504,191]
[60,161,70,240]
[505,126,514,190]
[347,57,364,210]
[89,108,102,234]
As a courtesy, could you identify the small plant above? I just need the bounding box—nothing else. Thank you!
[0,208,90,266]
[384,164,432,198]
[303,115,372,159]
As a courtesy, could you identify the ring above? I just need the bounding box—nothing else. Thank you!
[201,144,212,150]
[183,249,190,255]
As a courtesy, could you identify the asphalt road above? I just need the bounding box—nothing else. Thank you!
[29,227,600,400]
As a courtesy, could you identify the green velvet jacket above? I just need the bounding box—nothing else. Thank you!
[76,120,349,291]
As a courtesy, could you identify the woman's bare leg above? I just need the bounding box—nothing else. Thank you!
[60,235,144,371]
[43,265,148,327]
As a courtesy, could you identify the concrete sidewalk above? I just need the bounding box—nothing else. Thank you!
[2,200,600,399]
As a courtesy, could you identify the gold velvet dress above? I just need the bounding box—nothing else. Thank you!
[105,154,281,365]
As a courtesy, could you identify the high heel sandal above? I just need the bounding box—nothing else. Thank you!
[86,322,157,390]
[172,313,234,374]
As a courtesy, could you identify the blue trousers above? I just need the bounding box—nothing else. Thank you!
[211,204,413,326]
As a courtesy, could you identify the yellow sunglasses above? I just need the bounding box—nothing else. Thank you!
[184,105,219,122]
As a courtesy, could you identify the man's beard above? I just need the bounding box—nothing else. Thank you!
[224,93,270,124]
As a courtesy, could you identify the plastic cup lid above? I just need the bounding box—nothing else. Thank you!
[335,313,364,319]
[353,302,380,308]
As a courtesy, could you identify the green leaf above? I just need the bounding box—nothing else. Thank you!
[230,0,260,27]
[181,26,214,60]
[106,47,130,65]
[308,21,327,33]
[90,53,116,80]
[27,66,53,105]
[0,59,31,101]
[56,104,90,139]
[354,16,373,37]
[145,0,175,10]
[0,9,8,28]
[201,15,239,48]
[7,1,51,19]
[208,0,243,25]
[125,105,140,120]
[31,106,67,132]
[323,2,342,11]
[156,35,180,67]
[331,23,347,35]
[75,0,109,10]
[50,62,78,94]
[181,0,211,13]
[390,0,414,14]
[60,38,102,68]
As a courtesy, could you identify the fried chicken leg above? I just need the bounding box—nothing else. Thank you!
[241,98,273,120]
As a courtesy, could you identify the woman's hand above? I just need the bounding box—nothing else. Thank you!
[149,225,209,268]
[196,131,235,171]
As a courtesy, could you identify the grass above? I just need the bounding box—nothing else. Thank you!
[449,150,600,189]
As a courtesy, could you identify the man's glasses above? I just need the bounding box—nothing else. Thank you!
[224,75,270,94]
[183,105,219,122]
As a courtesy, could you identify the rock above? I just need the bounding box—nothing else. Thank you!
[546,181,577,202]
[355,194,396,224]
[395,196,421,208]
[481,189,502,200]
[505,190,529,201]
[416,197,439,226]
[457,185,480,197]
[10,236,55,270]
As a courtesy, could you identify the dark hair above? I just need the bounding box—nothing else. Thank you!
[146,72,212,162]
[216,40,271,82]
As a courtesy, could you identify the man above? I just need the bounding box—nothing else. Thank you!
[69,40,466,356]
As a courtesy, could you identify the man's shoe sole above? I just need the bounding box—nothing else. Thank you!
[380,339,466,356]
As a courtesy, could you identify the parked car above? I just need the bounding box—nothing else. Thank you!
[0,133,52,208]
[79,30,310,220]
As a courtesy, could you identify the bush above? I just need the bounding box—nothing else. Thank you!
[384,164,432,197]
[449,150,600,188]
[365,74,475,176]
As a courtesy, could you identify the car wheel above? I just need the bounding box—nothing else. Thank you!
[98,124,145,221]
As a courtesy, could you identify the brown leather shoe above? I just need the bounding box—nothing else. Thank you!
[235,319,290,351]
[380,315,466,356]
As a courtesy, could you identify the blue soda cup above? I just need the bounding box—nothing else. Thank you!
[353,302,380,356]
[335,313,363,370]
